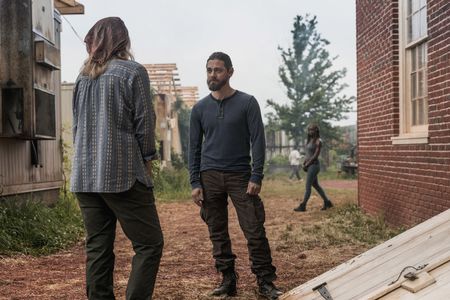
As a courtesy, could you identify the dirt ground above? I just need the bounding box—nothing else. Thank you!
[0,180,362,300]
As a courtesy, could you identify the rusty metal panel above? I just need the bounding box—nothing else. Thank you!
[31,7,61,140]
[0,0,34,138]
[0,138,63,196]
[0,140,32,190]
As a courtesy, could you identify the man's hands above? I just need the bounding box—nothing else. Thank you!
[192,181,261,207]
[191,188,204,207]
[246,181,261,195]
[302,160,310,172]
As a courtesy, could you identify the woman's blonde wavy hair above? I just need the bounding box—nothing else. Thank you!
[81,48,134,79]
[81,17,134,79]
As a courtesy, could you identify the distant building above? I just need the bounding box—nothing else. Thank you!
[143,63,199,166]
[357,0,449,226]
[143,63,199,107]
[176,86,199,109]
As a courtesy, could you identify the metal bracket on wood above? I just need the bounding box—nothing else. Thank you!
[312,282,333,300]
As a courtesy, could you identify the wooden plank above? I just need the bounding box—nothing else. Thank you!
[55,4,84,15]
[55,0,76,6]
[286,226,448,298]
[418,261,450,299]
[286,234,450,300]
[2,180,64,195]
[363,235,450,299]
[401,272,436,293]
[376,257,450,299]
[336,231,450,299]
[280,209,450,300]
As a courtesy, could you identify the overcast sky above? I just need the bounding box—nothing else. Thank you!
[60,0,356,125]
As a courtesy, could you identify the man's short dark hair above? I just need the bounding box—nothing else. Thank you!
[207,52,233,70]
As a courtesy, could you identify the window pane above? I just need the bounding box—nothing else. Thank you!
[412,100,417,126]
[411,0,420,12]
[418,99,424,125]
[418,44,423,68]
[423,43,428,65]
[412,12,420,40]
[418,70,424,97]
[420,0,427,9]
[423,97,428,123]
[408,16,413,42]
[420,8,427,37]
[411,72,417,99]
[412,47,417,71]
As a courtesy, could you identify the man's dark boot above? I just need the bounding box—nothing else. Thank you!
[293,202,306,212]
[321,200,334,210]
[210,270,237,297]
[257,279,283,300]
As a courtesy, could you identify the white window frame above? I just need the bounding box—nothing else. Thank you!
[392,0,429,145]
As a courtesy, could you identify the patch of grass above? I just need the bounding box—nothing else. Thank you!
[262,177,303,199]
[265,165,356,182]
[319,166,357,180]
[154,167,191,202]
[277,203,404,252]
[0,192,84,256]
[329,203,404,245]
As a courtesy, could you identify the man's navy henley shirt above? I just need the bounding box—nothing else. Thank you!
[188,90,266,189]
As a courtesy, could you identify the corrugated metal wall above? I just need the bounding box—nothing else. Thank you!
[0,73,63,196]
[0,0,63,198]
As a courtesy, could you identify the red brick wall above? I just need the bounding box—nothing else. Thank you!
[356,0,450,226]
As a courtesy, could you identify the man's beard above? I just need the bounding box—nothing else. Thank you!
[207,78,227,91]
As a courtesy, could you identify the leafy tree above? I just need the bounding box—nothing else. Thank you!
[267,15,354,151]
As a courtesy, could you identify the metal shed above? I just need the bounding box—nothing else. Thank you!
[0,0,83,202]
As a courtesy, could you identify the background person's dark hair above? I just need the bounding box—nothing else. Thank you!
[307,124,320,143]
[207,52,233,70]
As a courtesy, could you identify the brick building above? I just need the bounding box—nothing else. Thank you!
[357,0,449,226]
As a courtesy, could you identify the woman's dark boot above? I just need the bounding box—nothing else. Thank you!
[293,202,306,212]
[321,200,334,210]
[210,269,237,296]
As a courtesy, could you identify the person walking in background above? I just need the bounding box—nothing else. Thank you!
[71,17,163,300]
[288,148,303,181]
[294,124,333,212]
[189,52,282,299]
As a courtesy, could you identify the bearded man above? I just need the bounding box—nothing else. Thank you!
[188,52,282,299]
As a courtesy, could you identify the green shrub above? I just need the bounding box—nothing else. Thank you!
[266,154,289,167]
[0,192,84,256]
[153,167,191,201]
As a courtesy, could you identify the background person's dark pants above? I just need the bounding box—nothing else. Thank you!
[303,162,330,205]
[289,165,301,180]
[200,170,277,282]
[76,181,164,300]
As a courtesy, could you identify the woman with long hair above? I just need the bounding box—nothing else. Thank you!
[294,124,333,212]
[71,17,163,299]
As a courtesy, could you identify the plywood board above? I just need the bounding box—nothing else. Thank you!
[280,209,450,300]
